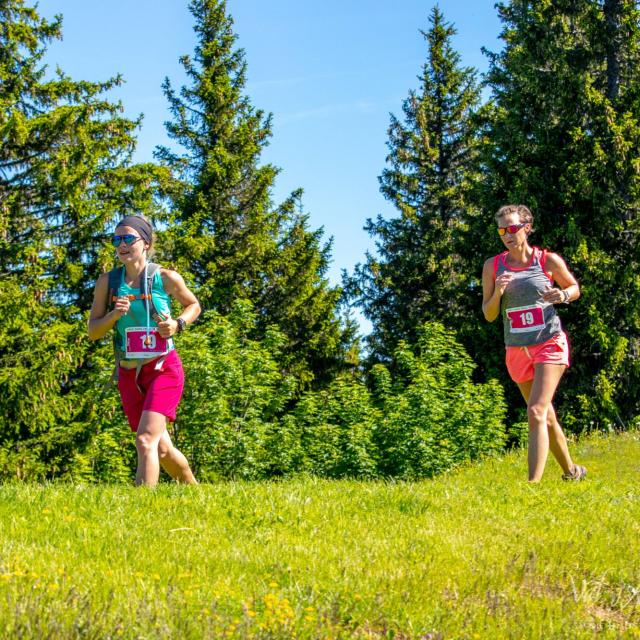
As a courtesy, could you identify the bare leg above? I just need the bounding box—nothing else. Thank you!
[516,381,574,475]
[516,363,567,482]
[157,430,198,484]
[135,410,167,487]
[545,404,574,475]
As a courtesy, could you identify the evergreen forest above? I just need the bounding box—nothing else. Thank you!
[1,0,638,481]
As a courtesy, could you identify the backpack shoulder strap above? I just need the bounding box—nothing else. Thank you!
[147,262,160,278]
[107,267,124,311]
[143,262,162,319]
[105,266,125,384]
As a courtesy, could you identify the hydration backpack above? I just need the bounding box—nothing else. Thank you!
[106,262,163,378]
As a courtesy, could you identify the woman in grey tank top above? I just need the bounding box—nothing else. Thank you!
[481,204,586,483]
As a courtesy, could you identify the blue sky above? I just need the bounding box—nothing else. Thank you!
[37,1,503,327]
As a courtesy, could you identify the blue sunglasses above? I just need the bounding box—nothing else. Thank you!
[112,234,142,248]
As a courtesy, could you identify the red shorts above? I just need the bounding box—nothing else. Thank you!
[505,332,570,384]
[117,350,185,431]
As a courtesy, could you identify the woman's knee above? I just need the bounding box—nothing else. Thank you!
[527,402,548,424]
[158,440,173,461]
[135,431,159,454]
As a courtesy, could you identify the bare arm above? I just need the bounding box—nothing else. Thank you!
[87,273,130,340]
[541,253,580,304]
[156,269,201,338]
[481,257,513,322]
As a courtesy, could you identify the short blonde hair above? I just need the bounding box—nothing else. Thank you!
[495,204,534,228]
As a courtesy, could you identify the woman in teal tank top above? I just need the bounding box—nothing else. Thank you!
[88,215,201,487]
[112,265,176,360]
[481,204,586,483]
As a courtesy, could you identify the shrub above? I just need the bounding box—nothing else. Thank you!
[175,302,297,480]
[372,322,507,478]
[290,375,380,478]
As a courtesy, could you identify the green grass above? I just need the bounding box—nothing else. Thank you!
[0,431,639,639]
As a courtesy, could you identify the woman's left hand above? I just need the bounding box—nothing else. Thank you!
[542,285,566,304]
[156,317,178,338]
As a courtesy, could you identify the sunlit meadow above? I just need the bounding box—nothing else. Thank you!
[0,431,638,639]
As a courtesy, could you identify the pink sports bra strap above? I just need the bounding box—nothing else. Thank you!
[537,247,553,283]
[493,252,508,280]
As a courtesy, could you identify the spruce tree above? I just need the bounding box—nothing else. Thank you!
[157,0,346,385]
[476,0,640,429]
[346,8,483,360]
[0,0,159,477]
[0,0,161,310]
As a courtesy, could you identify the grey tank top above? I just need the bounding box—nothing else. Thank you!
[494,247,563,347]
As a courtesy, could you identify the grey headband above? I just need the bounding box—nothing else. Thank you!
[116,215,153,245]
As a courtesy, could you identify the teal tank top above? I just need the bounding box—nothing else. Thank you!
[114,266,175,359]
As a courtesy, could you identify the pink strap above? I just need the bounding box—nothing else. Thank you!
[537,247,553,283]
[492,252,508,281]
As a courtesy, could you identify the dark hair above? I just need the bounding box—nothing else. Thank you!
[115,214,154,250]
[495,204,534,229]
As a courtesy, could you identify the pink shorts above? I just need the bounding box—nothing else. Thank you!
[505,332,570,383]
[117,350,185,431]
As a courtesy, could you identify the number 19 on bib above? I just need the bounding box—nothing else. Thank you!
[506,305,545,333]
[125,327,170,359]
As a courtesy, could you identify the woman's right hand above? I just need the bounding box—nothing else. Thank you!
[495,271,513,296]
[112,296,131,318]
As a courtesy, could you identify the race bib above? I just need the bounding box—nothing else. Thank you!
[506,305,545,333]
[125,327,169,359]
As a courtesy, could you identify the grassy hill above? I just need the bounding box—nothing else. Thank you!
[0,431,638,639]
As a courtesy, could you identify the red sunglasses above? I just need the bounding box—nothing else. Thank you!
[498,223,527,236]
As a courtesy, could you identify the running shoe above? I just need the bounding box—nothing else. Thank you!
[562,464,587,481]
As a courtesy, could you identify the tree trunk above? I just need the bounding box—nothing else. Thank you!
[604,0,621,102]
